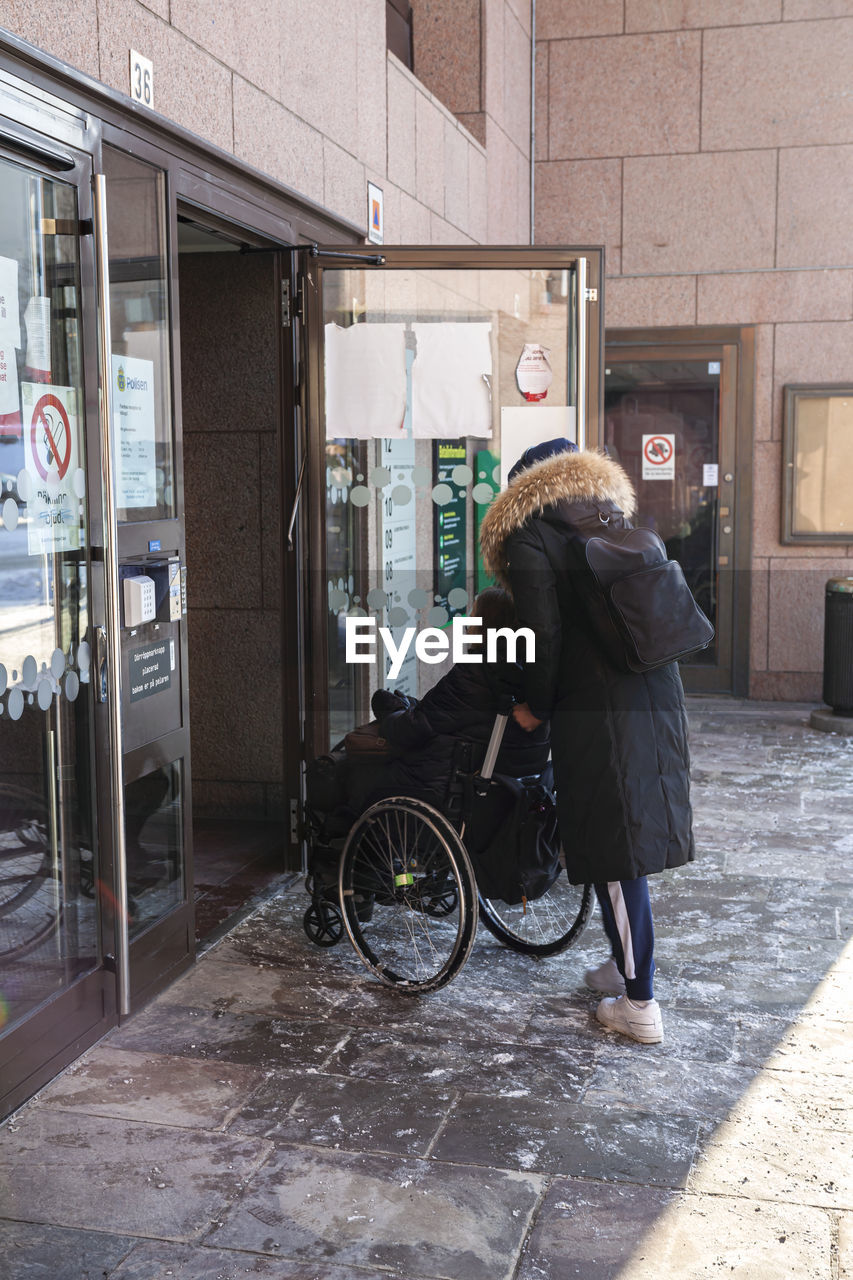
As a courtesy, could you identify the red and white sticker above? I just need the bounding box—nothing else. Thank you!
[642,433,675,480]
[516,343,553,402]
[22,382,80,554]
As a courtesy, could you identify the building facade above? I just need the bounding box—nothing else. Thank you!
[532,1,853,700]
[0,0,850,1112]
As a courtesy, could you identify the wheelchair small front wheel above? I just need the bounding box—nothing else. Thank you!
[478,861,593,956]
[303,901,344,947]
[339,796,478,993]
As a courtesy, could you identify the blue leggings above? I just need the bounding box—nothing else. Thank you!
[593,877,655,1002]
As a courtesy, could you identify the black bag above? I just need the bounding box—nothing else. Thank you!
[465,769,562,906]
[566,504,714,673]
[305,747,347,813]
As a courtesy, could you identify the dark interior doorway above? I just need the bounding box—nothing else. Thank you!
[176,215,287,941]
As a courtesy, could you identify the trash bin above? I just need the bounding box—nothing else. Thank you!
[823,578,853,716]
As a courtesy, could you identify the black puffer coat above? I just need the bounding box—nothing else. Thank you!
[368,661,551,807]
[480,449,695,886]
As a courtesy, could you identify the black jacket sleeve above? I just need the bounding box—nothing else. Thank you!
[505,522,561,721]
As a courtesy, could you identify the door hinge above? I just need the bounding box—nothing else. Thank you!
[289,797,301,842]
[584,287,598,303]
[281,278,292,327]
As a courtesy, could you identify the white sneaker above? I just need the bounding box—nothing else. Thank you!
[584,956,626,996]
[596,995,663,1044]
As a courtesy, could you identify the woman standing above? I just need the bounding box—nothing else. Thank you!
[479,439,695,1044]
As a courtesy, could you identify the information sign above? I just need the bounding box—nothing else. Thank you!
[433,441,467,617]
[112,354,157,508]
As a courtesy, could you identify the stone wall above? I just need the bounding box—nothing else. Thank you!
[535,2,853,699]
[1,0,530,245]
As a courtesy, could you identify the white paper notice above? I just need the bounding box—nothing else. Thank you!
[703,463,719,487]
[0,340,19,414]
[642,433,675,480]
[411,322,492,439]
[499,406,576,489]
[21,381,80,554]
[112,354,157,508]
[324,322,407,439]
[0,257,21,347]
[24,297,51,373]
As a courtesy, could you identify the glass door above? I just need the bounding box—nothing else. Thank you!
[0,140,115,1114]
[603,342,740,692]
[298,247,603,755]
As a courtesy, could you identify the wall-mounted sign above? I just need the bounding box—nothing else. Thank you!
[129,49,154,108]
[433,440,467,617]
[367,182,384,245]
[129,639,172,702]
[112,354,156,508]
[22,382,80,554]
[642,433,675,481]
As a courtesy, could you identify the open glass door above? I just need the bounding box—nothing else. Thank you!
[0,134,115,1115]
[297,247,603,756]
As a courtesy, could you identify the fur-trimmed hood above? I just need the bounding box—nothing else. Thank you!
[480,448,636,582]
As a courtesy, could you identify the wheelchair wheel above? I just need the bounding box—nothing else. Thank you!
[303,901,344,947]
[478,855,594,956]
[339,796,478,994]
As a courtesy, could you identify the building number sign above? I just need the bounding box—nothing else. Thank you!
[129,50,154,108]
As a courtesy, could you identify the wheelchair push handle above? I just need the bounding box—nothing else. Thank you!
[479,705,512,784]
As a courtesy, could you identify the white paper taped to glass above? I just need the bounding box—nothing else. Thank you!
[324,322,407,439]
[410,321,492,439]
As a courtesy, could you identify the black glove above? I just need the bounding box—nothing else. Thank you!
[371,688,409,720]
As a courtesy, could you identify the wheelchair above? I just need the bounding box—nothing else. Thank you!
[302,711,594,994]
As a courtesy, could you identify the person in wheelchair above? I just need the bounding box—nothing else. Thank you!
[364,587,550,811]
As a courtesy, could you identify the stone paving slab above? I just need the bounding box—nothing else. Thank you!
[516,1179,833,1280]
[315,973,544,1044]
[840,1213,853,1280]
[108,1240,427,1279]
[692,1115,853,1210]
[666,961,820,1014]
[168,956,356,1020]
[110,1003,354,1074]
[0,1220,137,1280]
[523,994,738,1062]
[324,1025,596,1100]
[582,1052,757,1122]
[430,1093,699,1185]
[36,1046,265,1130]
[228,1070,456,1157]
[0,1110,272,1240]
[206,1145,545,1280]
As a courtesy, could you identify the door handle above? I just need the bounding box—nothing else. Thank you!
[95,625,108,703]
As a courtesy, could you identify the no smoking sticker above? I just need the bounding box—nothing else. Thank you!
[30,393,72,480]
[22,382,80,554]
[642,433,675,480]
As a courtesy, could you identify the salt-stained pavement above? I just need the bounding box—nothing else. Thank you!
[1,696,851,1279]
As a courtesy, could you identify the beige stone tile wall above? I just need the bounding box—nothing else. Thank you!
[536,4,853,696]
[0,0,526,244]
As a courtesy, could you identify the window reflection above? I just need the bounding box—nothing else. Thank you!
[102,145,173,522]
[0,158,97,1035]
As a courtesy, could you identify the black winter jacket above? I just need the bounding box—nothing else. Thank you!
[369,660,551,807]
[480,449,695,885]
